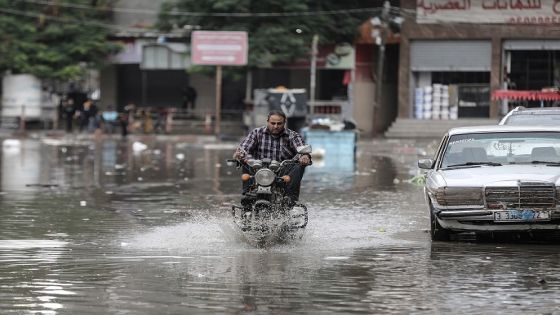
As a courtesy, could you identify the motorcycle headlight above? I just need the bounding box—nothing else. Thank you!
[254,169,275,186]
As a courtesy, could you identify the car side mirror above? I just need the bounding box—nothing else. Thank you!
[297,144,312,154]
[418,159,434,169]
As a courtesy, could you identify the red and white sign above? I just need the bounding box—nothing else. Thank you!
[191,31,248,66]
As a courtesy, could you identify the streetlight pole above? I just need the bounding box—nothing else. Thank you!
[375,32,385,109]
[310,34,319,106]
[372,1,393,135]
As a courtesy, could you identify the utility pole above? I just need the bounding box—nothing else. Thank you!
[371,1,402,135]
[375,1,391,108]
[310,34,319,106]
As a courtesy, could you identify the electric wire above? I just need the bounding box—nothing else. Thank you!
[15,0,389,18]
[0,2,409,34]
[0,6,146,32]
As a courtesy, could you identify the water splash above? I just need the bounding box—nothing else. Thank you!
[123,217,252,254]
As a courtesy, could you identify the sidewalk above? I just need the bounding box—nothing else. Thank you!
[0,128,236,143]
[0,127,438,155]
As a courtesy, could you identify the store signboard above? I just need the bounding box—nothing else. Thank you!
[191,31,248,66]
[417,0,560,24]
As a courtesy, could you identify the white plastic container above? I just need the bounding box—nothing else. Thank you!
[2,74,42,118]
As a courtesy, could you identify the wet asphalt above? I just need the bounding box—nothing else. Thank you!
[0,135,558,314]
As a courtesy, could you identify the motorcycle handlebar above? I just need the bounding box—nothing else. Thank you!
[226,158,311,168]
[226,159,244,167]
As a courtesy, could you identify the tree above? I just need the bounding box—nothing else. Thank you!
[0,0,121,81]
[157,0,384,70]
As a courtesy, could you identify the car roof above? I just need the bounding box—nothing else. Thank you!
[508,106,560,115]
[447,125,560,136]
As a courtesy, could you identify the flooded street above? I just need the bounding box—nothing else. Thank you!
[0,136,559,314]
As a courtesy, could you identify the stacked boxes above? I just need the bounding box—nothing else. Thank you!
[423,86,433,119]
[414,84,458,120]
[448,85,459,120]
[414,88,424,119]
[440,85,450,119]
[432,84,441,119]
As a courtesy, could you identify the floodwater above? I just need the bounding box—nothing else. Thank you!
[0,136,559,314]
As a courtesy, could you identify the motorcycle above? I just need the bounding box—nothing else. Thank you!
[226,145,312,246]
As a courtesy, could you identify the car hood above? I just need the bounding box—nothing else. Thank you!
[436,164,560,187]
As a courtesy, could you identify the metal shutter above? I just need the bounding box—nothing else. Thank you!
[411,40,492,71]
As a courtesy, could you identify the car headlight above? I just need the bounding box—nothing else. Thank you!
[254,169,275,186]
[434,187,483,206]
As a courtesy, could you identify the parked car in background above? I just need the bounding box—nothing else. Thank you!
[499,106,560,125]
[418,125,560,241]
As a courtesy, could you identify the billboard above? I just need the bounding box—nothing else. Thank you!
[191,31,248,66]
[417,0,560,24]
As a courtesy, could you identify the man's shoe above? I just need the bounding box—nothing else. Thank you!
[283,196,297,208]
[241,195,253,210]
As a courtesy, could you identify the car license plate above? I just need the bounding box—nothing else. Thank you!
[494,210,551,222]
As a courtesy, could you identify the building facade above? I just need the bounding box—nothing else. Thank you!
[398,0,560,121]
[99,1,401,136]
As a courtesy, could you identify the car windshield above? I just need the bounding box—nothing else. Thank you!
[440,132,560,168]
[503,114,560,125]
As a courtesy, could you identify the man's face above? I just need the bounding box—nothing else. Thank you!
[267,114,286,135]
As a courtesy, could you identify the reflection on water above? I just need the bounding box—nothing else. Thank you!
[0,137,558,314]
[2,140,40,195]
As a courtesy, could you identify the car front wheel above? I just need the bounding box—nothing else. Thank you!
[430,206,451,241]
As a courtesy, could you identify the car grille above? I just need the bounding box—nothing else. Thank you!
[485,183,556,209]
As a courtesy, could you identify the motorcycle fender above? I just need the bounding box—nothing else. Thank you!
[256,186,272,194]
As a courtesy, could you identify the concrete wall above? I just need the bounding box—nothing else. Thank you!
[353,81,375,135]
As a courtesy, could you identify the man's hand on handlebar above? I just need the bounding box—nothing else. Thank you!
[299,154,311,166]
[233,148,246,160]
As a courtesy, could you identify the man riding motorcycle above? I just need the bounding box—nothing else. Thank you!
[233,110,311,207]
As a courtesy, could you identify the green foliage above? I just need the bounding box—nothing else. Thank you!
[0,0,121,80]
[158,0,378,76]
[410,173,427,187]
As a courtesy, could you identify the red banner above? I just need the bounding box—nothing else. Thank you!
[491,90,560,101]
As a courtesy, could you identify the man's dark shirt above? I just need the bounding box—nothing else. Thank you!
[239,126,306,161]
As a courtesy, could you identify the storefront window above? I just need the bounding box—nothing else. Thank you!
[509,50,560,107]
[510,51,557,90]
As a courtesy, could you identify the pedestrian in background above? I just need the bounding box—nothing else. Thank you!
[119,103,135,137]
[62,97,75,132]
[101,105,118,134]
[154,107,168,134]
[182,85,197,115]
[142,108,154,134]
[78,99,98,133]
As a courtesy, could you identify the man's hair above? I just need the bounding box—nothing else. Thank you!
[267,110,286,121]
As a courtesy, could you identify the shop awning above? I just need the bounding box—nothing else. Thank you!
[491,90,560,101]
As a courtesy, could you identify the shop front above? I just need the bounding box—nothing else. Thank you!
[501,40,560,110]
[399,0,560,122]
[409,40,491,120]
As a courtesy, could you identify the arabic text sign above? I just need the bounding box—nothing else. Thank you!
[191,31,248,66]
[417,0,560,24]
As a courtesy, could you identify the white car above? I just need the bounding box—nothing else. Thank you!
[418,125,560,241]
[499,106,560,125]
